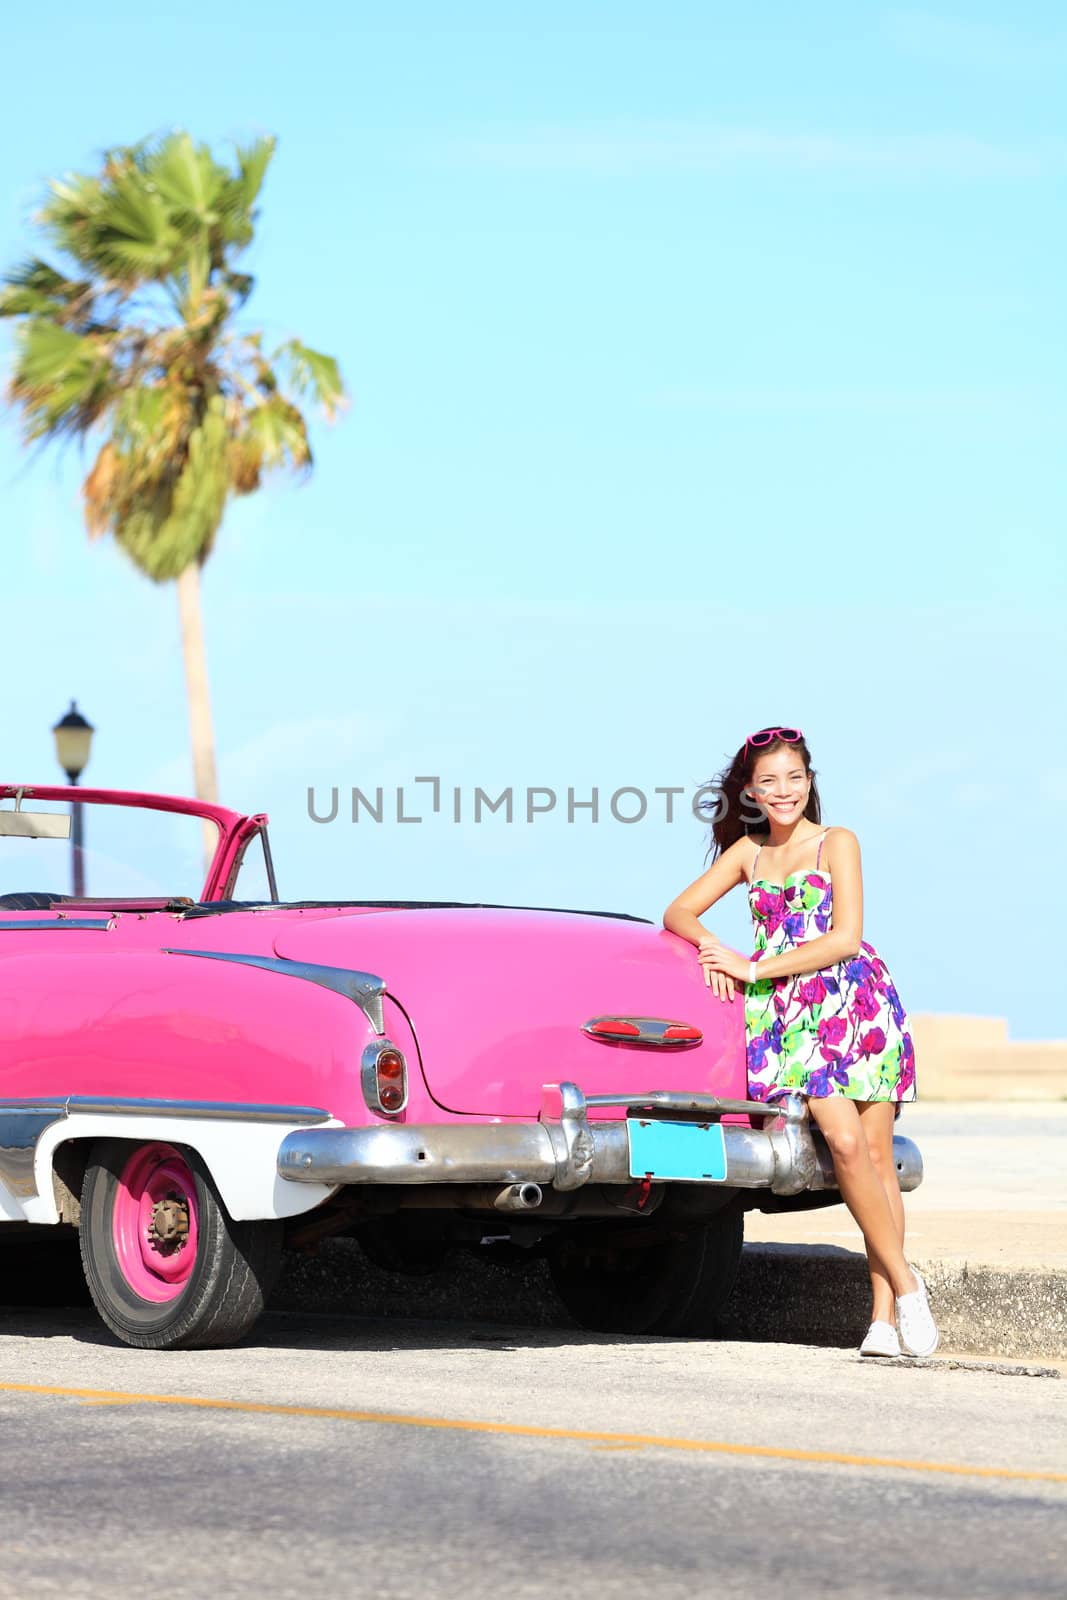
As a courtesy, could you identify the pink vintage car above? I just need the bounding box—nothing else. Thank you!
[0,783,922,1349]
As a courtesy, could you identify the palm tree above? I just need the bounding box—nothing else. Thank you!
[0,131,345,860]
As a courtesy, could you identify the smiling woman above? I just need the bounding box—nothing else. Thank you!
[662,726,939,1361]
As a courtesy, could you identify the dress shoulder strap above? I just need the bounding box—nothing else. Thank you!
[749,836,763,883]
[815,828,831,868]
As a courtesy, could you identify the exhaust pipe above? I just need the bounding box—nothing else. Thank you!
[493,1182,544,1212]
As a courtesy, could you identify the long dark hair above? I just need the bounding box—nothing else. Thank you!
[700,728,821,862]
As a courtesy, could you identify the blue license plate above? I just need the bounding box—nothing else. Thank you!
[626,1119,728,1182]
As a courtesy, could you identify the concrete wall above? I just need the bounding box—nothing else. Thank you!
[911,1014,1067,1101]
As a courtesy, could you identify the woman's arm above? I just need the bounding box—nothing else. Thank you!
[662,837,751,945]
[701,828,865,985]
[663,839,754,1002]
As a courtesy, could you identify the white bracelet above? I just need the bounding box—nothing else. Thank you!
[748,960,759,986]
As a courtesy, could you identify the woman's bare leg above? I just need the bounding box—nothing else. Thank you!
[806,1095,916,1300]
[857,1101,906,1325]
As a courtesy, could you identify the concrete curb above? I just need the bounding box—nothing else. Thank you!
[719,1245,1067,1361]
[272,1238,1067,1361]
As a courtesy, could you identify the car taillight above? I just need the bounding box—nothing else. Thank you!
[377,1051,405,1110]
[361,1041,408,1116]
[662,1024,702,1043]
[587,1019,642,1039]
[581,1016,703,1047]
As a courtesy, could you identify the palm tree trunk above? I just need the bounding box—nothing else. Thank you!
[176,562,220,875]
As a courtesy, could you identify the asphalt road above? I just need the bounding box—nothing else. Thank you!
[1,1302,1064,1600]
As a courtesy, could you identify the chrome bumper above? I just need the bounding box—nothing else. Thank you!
[278,1084,924,1199]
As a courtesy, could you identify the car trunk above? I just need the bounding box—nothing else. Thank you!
[272,906,747,1118]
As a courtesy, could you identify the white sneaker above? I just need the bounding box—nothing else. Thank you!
[896,1265,939,1357]
[859,1320,901,1358]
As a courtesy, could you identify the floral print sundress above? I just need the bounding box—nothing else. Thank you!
[745,829,916,1110]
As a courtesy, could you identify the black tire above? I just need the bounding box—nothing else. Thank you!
[548,1203,744,1336]
[79,1138,283,1350]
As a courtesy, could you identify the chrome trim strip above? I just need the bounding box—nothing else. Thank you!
[0,918,114,931]
[278,1081,924,1199]
[162,948,387,1033]
[0,1099,68,1113]
[64,1096,332,1124]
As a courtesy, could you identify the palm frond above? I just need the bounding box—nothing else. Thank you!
[219,136,276,242]
[0,261,115,334]
[2,259,76,308]
[92,168,181,283]
[235,394,312,482]
[146,133,224,235]
[8,320,113,439]
[274,338,346,421]
[39,171,108,267]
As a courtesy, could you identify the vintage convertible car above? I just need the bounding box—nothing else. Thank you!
[0,783,923,1349]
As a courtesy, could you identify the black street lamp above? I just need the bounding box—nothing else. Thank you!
[52,701,94,898]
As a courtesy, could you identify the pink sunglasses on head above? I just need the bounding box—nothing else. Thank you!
[745,726,803,750]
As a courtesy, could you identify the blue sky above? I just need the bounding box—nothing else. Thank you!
[1,2,1064,1037]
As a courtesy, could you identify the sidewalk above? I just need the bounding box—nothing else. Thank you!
[738,1103,1067,1358]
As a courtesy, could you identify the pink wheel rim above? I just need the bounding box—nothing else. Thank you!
[112,1144,200,1303]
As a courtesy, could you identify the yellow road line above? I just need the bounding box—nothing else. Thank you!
[0,1381,1064,1485]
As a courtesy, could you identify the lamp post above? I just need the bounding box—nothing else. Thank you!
[52,701,94,898]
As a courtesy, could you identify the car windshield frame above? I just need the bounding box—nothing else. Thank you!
[0,784,264,906]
